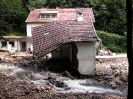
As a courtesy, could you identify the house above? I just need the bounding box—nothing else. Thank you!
[25,8,101,75]
[0,36,30,52]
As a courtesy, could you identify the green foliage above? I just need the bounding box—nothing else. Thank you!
[27,0,47,11]
[106,44,123,53]
[45,0,73,8]
[6,31,26,36]
[0,0,27,38]
[93,0,126,35]
[104,0,126,35]
[97,30,126,53]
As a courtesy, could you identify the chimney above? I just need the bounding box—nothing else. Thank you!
[77,12,83,22]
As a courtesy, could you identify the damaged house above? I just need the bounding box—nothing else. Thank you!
[25,8,100,75]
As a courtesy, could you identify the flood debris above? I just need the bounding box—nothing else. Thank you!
[95,57,128,89]
[44,73,68,88]
[60,71,75,80]
[0,52,128,99]
[0,71,126,99]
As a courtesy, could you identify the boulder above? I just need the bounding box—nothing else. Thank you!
[105,75,114,79]
[120,70,128,82]
[110,64,117,70]
[113,69,120,76]
[114,77,122,85]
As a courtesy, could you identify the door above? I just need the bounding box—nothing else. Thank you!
[21,42,26,51]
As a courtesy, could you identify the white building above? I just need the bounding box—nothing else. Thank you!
[27,8,100,75]
[0,8,101,75]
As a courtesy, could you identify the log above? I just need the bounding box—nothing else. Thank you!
[60,71,75,80]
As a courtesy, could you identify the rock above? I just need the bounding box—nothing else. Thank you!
[120,70,128,82]
[105,75,114,79]
[110,64,117,70]
[111,84,117,89]
[113,69,120,76]
[114,77,122,85]
[110,81,117,89]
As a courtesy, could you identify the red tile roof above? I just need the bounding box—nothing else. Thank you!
[25,8,95,23]
[32,20,97,58]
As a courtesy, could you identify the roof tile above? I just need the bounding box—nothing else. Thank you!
[32,20,97,58]
[26,8,95,23]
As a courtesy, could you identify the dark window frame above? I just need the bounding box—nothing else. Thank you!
[9,41,15,47]
[1,42,7,47]
[40,13,57,19]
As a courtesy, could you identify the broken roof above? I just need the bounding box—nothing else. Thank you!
[25,8,95,23]
[32,20,98,58]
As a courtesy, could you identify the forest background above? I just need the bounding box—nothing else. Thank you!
[0,0,132,53]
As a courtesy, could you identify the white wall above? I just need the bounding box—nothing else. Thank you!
[26,23,44,51]
[76,42,96,75]
[26,38,33,51]
[0,38,27,51]
[26,23,43,37]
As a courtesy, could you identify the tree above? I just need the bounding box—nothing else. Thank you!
[0,0,27,38]
[26,0,47,11]
[88,0,126,35]
[87,0,109,31]
[45,0,70,8]
[105,0,127,35]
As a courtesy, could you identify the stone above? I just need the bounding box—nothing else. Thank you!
[110,81,117,89]
[105,75,114,79]
[120,70,128,82]
[113,69,120,76]
[110,64,117,70]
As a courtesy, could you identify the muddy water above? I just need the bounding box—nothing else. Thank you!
[0,63,127,96]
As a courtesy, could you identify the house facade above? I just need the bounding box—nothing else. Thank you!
[0,36,30,52]
[25,8,100,75]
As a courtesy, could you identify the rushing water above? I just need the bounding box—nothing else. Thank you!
[0,63,127,96]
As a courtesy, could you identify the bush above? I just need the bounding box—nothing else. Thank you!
[97,30,126,53]
[106,44,123,53]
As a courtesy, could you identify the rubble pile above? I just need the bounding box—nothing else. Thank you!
[0,72,126,99]
[0,52,128,98]
[95,57,128,89]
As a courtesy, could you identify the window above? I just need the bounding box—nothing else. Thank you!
[77,12,83,22]
[78,12,83,17]
[51,14,57,18]
[40,15,46,18]
[46,15,50,18]
[9,42,14,47]
[40,14,57,19]
[1,42,7,47]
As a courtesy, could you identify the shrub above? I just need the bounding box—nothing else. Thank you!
[106,44,123,53]
[97,30,126,53]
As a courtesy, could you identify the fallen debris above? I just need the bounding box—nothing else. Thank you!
[95,57,128,89]
[60,71,75,80]
[0,52,128,99]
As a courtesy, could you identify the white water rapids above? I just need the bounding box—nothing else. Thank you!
[0,63,127,96]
